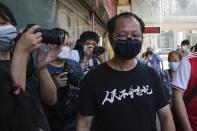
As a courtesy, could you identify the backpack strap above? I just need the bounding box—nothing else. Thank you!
[63,59,68,70]
[184,85,197,106]
[92,55,99,67]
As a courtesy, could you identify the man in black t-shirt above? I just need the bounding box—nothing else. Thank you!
[77,12,175,131]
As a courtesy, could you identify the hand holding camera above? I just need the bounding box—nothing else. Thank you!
[53,72,68,88]
[19,24,66,45]
[15,24,66,69]
[15,25,42,56]
[84,45,105,57]
[96,53,105,63]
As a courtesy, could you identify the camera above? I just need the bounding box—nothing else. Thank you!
[53,70,81,87]
[23,24,65,45]
[93,46,105,55]
[67,69,82,87]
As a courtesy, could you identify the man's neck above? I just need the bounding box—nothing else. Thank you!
[108,56,137,71]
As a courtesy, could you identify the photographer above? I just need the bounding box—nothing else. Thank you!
[45,28,84,131]
[0,64,45,131]
[74,31,105,75]
[11,24,62,131]
[0,2,62,131]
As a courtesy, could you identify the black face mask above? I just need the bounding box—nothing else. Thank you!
[113,38,142,60]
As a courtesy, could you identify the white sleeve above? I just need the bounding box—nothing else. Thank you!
[172,57,191,91]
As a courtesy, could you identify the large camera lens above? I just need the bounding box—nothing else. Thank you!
[93,46,105,55]
[22,24,66,45]
[38,29,65,45]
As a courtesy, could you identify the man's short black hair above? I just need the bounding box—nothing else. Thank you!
[107,12,145,34]
[0,2,17,25]
[181,39,190,45]
[52,28,69,37]
[80,31,100,43]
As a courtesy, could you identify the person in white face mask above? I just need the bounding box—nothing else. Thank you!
[163,51,182,103]
[181,39,191,57]
[74,31,105,75]
[0,24,17,50]
[46,28,84,131]
[0,2,63,131]
[0,2,17,69]
[0,24,17,70]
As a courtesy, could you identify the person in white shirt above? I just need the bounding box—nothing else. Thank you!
[74,31,105,75]
[181,39,191,57]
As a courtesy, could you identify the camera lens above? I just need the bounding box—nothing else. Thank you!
[22,24,65,45]
[41,29,65,45]
[93,46,105,55]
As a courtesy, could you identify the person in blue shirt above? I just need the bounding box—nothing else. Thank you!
[147,47,163,73]
[45,28,84,131]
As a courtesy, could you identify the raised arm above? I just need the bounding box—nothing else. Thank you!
[11,26,42,90]
[36,46,61,105]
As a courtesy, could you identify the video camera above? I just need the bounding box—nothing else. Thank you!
[15,24,65,45]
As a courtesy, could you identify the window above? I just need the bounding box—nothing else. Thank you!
[2,0,58,29]
[163,0,197,16]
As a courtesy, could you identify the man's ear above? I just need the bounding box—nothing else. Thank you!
[141,36,144,44]
[108,34,113,45]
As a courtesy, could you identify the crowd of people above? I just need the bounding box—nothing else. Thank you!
[139,39,197,131]
[0,2,197,131]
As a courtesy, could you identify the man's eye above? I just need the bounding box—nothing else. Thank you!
[132,34,140,37]
[118,34,127,37]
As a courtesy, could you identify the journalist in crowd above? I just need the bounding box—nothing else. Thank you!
[74,31,105,75]
[44,28,84,131]
[0,2,64,131]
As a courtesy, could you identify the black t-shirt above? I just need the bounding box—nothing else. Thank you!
[45,59,84,131]
[79,62,168,131]
[26,74,51,131]
[0,60,50,131]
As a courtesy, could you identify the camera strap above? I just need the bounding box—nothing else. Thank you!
[63,59,68,71]
[92,55,99,67]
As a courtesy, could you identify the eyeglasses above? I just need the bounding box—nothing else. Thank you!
[113,33,143,41]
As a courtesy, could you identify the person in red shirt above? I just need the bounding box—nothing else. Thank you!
[172,51,197,131]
